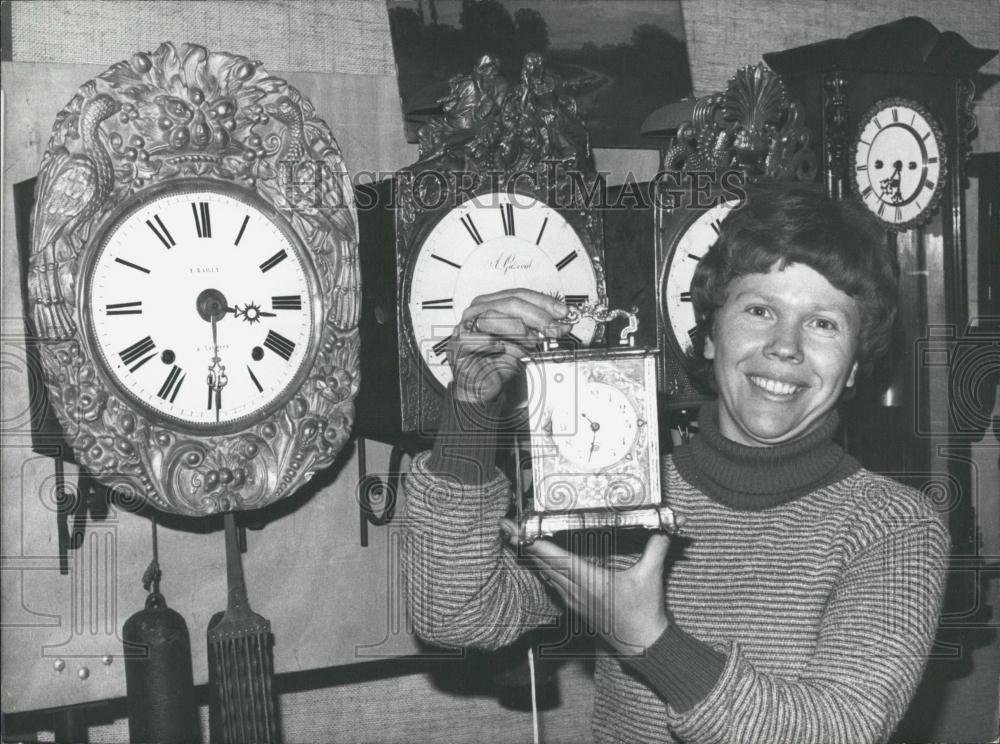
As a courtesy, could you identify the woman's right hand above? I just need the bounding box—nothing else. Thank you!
[448,289,571,405]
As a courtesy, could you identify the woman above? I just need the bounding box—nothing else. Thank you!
[401,185,948,744]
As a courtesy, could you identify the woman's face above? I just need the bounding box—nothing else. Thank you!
[704,262,861,447]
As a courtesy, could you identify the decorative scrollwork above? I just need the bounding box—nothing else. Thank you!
[663,64,817,183]
[28,42,360,516]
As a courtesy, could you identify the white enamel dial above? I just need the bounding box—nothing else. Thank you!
[853,99,945,228]
[406,192,601,388]
[86,185,316,429]
[549,381,639,471]
[660,199,738,358]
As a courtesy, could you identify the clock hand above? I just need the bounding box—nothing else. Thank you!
[231,302,278,324]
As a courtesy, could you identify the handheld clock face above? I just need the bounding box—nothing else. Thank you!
[405,192,601,389]
[852,99,946,228]
[86,184,317,430]
[659,199,738,361]
[549,381,639,471]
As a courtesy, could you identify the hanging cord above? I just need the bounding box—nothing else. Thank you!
[513,437,540,744]
[141,514,162,595]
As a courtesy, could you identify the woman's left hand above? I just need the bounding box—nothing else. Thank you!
[501,520,672,655]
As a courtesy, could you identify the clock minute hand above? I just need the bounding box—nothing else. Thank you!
[207,315,228,422]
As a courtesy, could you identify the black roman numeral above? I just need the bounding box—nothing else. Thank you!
[432,335,452,358]
[272,295,302,310]
[114,258,151,274]
[235,215,250,246]
[263,330,295,361]
[461,215,483,245]
[922,131,931,141]
[680,291,692,302]
[431,254,462,269]
[146,215,175,249]
[105,301,142,316]
[192,202,212,238]
[535,217,548,245]
[259,250,288,272]
[119,336,156,371]
[856,164,868,171]
[928,157,938,164]
[894,206,902,222]
[207,384,221,411]
[862,185,873,198]
[925,179,936,191]
[710,219,722,234]
[686,253,703,261]
[157,365,185,402]
[891,108,899,122]
[556,251,578,270]
[421,298,454,310]
[248,366,264,393]
[687,326,699,343]
[564,294,589,306]
[500,203,515,236]
[878,203,887,217]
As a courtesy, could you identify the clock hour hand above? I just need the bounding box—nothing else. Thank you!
[230,302,277,324]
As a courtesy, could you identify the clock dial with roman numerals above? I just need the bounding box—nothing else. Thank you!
[852,98,947,230]
[659,199,739,362]
[404,191,603,390]
[86,182,317,429]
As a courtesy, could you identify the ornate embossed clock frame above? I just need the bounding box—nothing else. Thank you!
[28,42,361,517]
[395,53,609,434]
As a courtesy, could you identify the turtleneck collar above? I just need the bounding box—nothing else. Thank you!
[672,400,861,511]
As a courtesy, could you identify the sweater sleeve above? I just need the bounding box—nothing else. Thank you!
[649,517,949,744]
[400,451,561,650]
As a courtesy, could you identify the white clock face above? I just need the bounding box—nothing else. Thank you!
[660,199,738,358]
[86,185,316,429]
[549,381,639,471]
[853,100,944,226]
[406,192,601,388]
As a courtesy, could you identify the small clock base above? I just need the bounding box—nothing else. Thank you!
[517,503,682,546]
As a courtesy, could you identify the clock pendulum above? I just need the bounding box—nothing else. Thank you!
[518,305,682,544]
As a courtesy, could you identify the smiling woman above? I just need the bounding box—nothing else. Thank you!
[401,183,949,744]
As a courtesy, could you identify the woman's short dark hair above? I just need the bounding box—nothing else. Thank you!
[689,183,898,383]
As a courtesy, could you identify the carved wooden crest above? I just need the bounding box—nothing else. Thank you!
[663,64,817,182]
[28,42,360,516]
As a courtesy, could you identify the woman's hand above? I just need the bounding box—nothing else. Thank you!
[449,289,571,405]
[502,520,672,655]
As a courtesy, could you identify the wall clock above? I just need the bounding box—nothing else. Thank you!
[851,97,947,230]
[401,188,604,393]
[656,196,739,406]
[27,42,360,516]
[395,52,606,434]
[653,65,816,411]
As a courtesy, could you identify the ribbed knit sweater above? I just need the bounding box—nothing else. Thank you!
[401,399,950,744]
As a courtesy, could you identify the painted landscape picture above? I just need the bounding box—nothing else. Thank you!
[386,0,694,148]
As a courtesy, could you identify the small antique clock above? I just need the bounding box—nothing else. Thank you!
[519,308,679,543]
[851,97,947,230]
[28,42,360,516]
[402,189,604,393]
